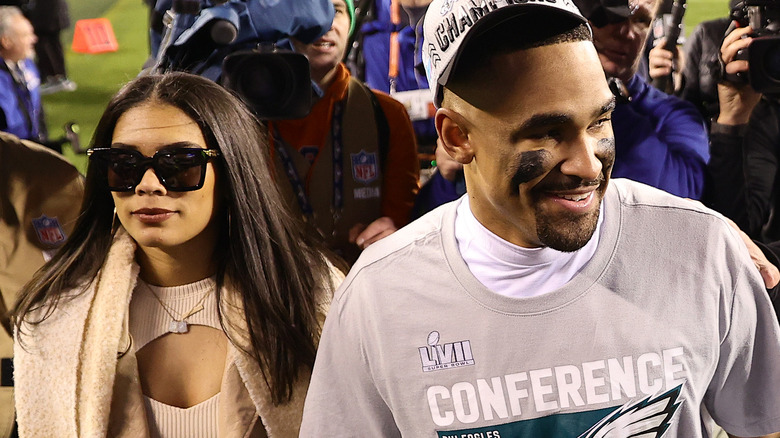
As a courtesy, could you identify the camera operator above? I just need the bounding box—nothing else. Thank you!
[708,23,780,246]
[652,0,749,127]
[268,0,420,266]
[677,15,733,123]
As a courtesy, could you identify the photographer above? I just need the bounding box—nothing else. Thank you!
[707,23,780,243]
[678,15,733,123]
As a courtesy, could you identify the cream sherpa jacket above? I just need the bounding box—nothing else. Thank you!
[14,228,337,438]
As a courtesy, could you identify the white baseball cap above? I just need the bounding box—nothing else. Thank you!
[423,0,590,107]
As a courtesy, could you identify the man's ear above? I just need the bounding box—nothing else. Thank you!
[435,108,474,165]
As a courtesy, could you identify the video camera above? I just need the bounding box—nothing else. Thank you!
[723,0,780,94]
[151,0,335,119]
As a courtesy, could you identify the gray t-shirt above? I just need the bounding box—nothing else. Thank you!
[301,179,780,437]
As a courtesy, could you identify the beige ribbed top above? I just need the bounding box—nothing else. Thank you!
[144,393,220,438]
[130,276,220,350]
[129,277,221,438]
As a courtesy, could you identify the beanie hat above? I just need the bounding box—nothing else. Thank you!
[345,0,356,36]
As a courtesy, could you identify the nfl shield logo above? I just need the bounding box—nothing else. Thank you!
[351,150,378,184]
[31,215,66,246]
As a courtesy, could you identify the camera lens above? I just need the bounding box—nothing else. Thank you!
[234,56,294,109]
[222,50,313,119]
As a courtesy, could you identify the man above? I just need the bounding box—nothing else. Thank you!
[0,132,83,437]
[0,7,45,145]
[651,16,731,124]
[27,0,77,94]
[269,0,419,265]
[585,0,709,199]
[411,0,710,215]
[708,23,780,240]
[299,0,780,436]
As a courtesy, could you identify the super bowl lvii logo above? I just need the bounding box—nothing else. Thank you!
[419,331,475,372]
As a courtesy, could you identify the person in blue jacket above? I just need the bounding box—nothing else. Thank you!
[589,0,709,199]
[359,0,437,152]
[0,7,45,146]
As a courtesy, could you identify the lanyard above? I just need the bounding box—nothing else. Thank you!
[273,99,346,225]
[388,0,401,94]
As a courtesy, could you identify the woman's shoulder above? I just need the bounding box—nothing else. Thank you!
[19,279,96,329]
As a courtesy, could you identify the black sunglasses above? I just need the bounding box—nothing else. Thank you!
[87,147,221,192]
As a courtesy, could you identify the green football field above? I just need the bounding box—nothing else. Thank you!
[44,0,731,174]
[42,0,148,173]
[686,0,731,26]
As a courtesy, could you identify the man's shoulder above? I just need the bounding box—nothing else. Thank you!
[611,178,713,212]
[334,202,454,298]
[0,64,14,90]
[609,179,753,285]
[609,179,731,232]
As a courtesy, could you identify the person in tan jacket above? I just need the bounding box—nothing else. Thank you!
[0,131,83,438]
[13,72,341,437]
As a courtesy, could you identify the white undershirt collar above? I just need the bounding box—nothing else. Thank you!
[454,197,603,298]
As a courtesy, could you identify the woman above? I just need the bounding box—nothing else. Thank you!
[13,72,339,437]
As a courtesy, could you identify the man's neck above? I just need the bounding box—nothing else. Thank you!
[314,68,339,93]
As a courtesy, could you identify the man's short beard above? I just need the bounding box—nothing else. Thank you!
[536,207,601,252]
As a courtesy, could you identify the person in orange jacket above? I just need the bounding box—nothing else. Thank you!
[270,0,420,265]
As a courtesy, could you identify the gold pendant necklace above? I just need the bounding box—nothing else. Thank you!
[144,282,212,334]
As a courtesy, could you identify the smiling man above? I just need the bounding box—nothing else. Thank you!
[300,0,780,436]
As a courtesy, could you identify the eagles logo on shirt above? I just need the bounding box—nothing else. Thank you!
[579,386,681,437]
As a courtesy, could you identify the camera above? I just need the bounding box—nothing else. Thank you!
[723,0,780,94]
[151,0,335,119]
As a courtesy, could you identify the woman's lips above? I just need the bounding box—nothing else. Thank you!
[132,208,176,224]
